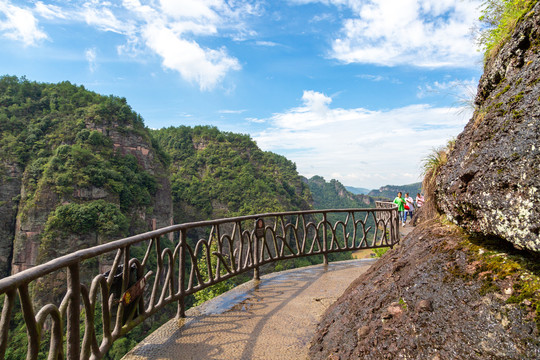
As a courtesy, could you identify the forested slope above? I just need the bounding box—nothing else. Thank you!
[151,126,313,223]
[0,75,172,278]
[308,175,375,209]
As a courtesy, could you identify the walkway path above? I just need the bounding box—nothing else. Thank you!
[123,258,377,360]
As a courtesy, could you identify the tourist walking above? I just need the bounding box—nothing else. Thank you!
[393,192,407,226]
[404,193,415,224]
[416,193,424,208]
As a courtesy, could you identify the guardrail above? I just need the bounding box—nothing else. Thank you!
[0,202,398,359]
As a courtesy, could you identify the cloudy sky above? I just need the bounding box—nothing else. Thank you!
[0,0,484,189]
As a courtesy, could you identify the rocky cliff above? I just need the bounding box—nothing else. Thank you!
[0,78,173,277]
[436,2,540,253]
[0,162,21,276]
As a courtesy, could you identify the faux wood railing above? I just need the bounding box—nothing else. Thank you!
[0,202,398,359]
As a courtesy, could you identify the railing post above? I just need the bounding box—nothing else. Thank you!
[395,206,400,242]
[19,284,39,360]
[67,263,81,360]
[0,289,15,359]
[322,212,328,265]
[253,229,260,280]
[177,229,186,318]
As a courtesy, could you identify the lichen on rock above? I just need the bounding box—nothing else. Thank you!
[436,2,540,253]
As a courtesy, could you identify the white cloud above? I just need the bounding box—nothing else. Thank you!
[34,1,66,20]
[82,2,134,34]
[219,109,246,114]
[247,117,266,123]
[255,40,280,47]
[121,0,245,90]
[417,78,478,102]
[253,90,471,189]
[357,74,385,82]
[159,0,220,21]
[141,20,240,90]
[85,47,97,72]
[299,0,482,68]
[356,74,402,84]
[0,1,47,46]
[1,0,251,90]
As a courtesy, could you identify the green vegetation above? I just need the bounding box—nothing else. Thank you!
[398,297,408,311]
[0,75,161,230]
[372,247,390,257]
[192,241,237,306]
[422,147,448,179]
[0,75,169,359]
[495,84,511,98]
[307,175,374,209]
[420,139,456,219]
[152,125,312,222]
[477,0,537,61]
[421,138,456,180]
[460,235,540,330]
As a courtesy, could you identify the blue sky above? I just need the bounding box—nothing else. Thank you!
[0,0,484,189]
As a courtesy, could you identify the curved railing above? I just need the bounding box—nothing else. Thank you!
[0,202,398,359]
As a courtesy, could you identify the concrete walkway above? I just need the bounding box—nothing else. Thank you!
[123,258,378,360]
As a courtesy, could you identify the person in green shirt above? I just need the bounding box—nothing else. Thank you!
[393,192,407,226]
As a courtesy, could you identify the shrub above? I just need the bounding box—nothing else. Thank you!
[421,139,455,219]
[477,0,536,61]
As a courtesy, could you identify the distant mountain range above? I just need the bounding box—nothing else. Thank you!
[367,183,422,200]
[344,186,371,195]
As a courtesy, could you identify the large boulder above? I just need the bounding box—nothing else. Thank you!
[436,3,540,253]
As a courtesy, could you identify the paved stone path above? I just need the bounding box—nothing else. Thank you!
[123,259,378,360]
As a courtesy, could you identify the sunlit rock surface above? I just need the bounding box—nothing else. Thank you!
[309,221,540,359]
[436,2,540,253]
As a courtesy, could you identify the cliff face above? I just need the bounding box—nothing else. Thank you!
[436,2,540,253]
[0,162,21,276]
[0,79,173,277]
[10,124,173,274]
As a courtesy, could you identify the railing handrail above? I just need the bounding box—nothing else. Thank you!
[0,206,396,292]
[0,203,399,360]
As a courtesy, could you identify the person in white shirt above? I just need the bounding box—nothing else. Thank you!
[404,193,415,224]
[416,193,424,208]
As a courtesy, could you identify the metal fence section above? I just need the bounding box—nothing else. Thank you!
[0,203,398,360]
